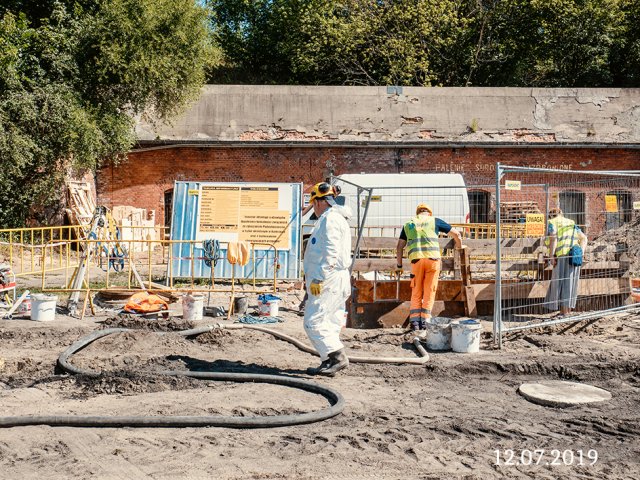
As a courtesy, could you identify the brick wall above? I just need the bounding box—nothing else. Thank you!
[97,146,640,227]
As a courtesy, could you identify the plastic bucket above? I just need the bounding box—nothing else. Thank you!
[30,294,57,322]
[631,278,640,303]
[258,300,280,317]
[451,320,482,353]
[182,294,204,321]
[258,294,281,317]
[424,317,452,351]
[233,296,249,315]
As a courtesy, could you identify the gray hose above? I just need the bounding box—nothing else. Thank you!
[182,323,429,365]
[0,328,344,429]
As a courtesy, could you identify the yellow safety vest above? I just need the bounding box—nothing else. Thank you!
[404,216,441,261]
[547,216,577,257]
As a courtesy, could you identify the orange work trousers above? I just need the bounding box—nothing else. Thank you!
[409,258,441,323]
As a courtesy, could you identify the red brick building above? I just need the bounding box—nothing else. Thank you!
[97,87,640,232]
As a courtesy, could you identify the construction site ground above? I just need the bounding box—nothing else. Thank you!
[1,289,639,480]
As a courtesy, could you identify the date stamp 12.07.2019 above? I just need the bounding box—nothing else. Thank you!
[494,449,598,467]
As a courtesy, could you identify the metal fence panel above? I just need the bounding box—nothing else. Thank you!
[494,165,640,347]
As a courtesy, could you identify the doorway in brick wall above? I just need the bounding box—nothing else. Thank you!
[559,190,586,232]
[164,189,173,230]
[468,189,492,223]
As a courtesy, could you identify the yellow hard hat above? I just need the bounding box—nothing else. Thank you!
[309,182,335,203]
[416,203,432,215]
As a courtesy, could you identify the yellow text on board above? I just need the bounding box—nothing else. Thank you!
[505,180,521,191]
[525,213,545,237]
[605,194,619,213]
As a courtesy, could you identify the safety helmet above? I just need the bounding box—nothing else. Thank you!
[309,182,335,203]
[416,203,433,215]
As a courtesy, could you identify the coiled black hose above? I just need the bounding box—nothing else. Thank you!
[0,328,345,429]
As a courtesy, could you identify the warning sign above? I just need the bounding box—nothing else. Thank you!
[605,194,619,213]
[525,213,546,237]
[505,180,521,191]
[197,184,292,249]
[634,201,640,210]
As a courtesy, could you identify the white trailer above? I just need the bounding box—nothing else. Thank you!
[329,173,470,237]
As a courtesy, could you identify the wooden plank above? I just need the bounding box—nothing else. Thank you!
[352,237,460,250]
[353,276,629,320]
[453,248,461,280]
[353,236,544,256]
[378,301,411,328]
[352,258,454,273]
[460,247,471,286]
[464,285,477,317]
[353,279,464,303]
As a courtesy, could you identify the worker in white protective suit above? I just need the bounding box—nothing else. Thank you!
[303,182,352,376]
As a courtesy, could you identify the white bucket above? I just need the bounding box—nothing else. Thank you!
[423,317,452,350]
[259,300,280,317]
[451,320,482,353]
[182,294,204,321]
[30,294,57,322]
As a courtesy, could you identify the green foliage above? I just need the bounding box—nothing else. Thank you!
[0,1,214,227]
[208,0,639,88]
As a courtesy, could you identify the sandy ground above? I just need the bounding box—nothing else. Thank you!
[1,290,639,480]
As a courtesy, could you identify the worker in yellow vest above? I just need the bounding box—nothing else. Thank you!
[545,207,588,316]
[396,203,462,331]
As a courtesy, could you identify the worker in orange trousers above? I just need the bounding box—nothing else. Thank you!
[396,203,462,331]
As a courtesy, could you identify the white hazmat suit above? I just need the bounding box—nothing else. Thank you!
[303,204,352,360]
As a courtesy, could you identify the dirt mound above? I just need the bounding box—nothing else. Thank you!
[72,371,202,397]
[101,314,195,331]
[589,215,640,274]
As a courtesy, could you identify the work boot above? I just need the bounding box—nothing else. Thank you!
[307,359,331,375]
[319,349,349,377]
[410,320,421,332]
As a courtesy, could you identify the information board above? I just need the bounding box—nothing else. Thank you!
[195,184,294,250]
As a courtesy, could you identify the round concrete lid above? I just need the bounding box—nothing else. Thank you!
[518,381,611,408]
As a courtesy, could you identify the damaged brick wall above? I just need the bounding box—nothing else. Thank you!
[97,146,640,227]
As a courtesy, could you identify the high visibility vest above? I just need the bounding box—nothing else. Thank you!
[547,216,577,257]
[404,215,441,261]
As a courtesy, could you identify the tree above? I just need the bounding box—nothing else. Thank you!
[209,0,638,88]
[0,1,215,227]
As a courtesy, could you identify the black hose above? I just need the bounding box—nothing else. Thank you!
[0,328,345,429]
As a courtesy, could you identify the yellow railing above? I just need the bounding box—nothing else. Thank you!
[340,223,527,239]
[0,225,86,277]
[0,224,171,278]
[39,238,279,295]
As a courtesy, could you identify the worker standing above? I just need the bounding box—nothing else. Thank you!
[396,204,462,331]
[298,185,342,314]
[303,182,352,376]
[545,207,587,316]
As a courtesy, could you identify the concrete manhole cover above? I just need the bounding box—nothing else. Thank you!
[518,381,611,408]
